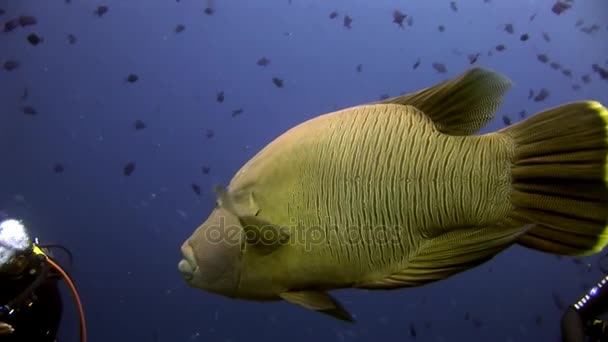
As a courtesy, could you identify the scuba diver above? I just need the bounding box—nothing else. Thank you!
[0,217,87,342]
[561,256,608,342]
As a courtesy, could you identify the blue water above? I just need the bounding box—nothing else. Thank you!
[1,0,607,341]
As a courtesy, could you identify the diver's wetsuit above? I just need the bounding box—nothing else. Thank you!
[561,274,608,342]
[0,259,63,342]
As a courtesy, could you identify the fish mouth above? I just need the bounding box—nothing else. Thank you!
[178,242,197,281]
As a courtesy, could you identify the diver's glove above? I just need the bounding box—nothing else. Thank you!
[0,321,14,335]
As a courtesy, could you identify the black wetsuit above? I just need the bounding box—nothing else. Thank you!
[0,259,63,342]
[562,274,608,342]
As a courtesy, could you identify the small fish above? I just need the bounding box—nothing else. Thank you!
[519,33,529,41]
[562,69,572,78]
[202,166,210,175]
[438,25,445,32]
[535,314,543,327]
[329,11,338,20]
[123,162,136,176]
[392,10,406,28]
[22,106,37,115]
[581,74,591,84]
[409,323,417,337]
[356,64,362,72]
[232,108,243,117]
[412,58,421,69]
[94,5,108,17]
[449,1,458,12]
[272,77,284,88]
[175,24,185,33]
[204,7,214,15]
[134,120,146,130]
[343,15,352,29]
[4,19,18,32]
[592,64,608,80]
[580,24,600,35]
[542,32,551,42]
[206,129,214,139]
[21,87,28,101]
[537,54,549,63]
[528,89,534,100]
[572,84,581,91]
[529,13,537,21]
[549,62,561,70]
[502,115,511,126]
[518,110,526,118]
[495,44,506,52]
[379,94,390,100]
[432,62,447,73]
[3,60,19,71]
[53,163,64,173]
[126,74,138,83]
[551,1,571,15]
[575,19,584,28]
[27,33,43,46]
[0,9,4,16]
[67,34,77,44]
[216,91,224,103]
[18,15,37,27]
[468,53,480,65]
[533,88,550,102]
[192,183,201,196]
[256,57,270,66]
[504,23,514,34]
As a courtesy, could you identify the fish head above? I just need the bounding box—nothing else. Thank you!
[178,207,245,297]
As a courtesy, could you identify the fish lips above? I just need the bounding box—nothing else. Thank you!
[178,241,198,281]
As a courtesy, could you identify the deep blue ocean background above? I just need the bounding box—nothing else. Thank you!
[1,0,607,341]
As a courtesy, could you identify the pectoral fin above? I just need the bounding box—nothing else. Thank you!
[214,184,290,255]
[280,290,354,323]
[241,216,290,255]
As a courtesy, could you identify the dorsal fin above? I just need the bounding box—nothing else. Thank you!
[377,67,512,136]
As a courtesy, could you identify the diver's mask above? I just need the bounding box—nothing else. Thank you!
[0,219,34,276]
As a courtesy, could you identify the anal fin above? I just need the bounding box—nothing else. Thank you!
[356,224,531,289]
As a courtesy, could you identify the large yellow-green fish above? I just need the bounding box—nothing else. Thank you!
[178,67,608,322]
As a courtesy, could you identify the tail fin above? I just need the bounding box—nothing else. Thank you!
[502,101,608,256]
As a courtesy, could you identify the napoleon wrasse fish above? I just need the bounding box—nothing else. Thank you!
[179,67,608,322]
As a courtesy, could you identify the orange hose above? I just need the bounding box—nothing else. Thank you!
[46,257,87,342]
